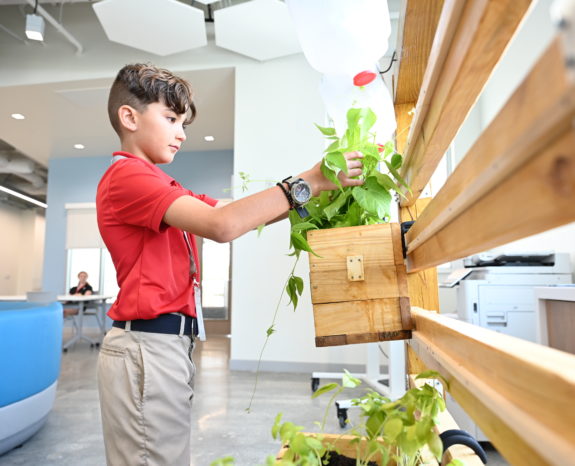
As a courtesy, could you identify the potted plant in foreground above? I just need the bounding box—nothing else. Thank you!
[214,371,463,466]
[282,70,413,348]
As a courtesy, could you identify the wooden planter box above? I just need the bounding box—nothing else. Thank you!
[307,223,413,347]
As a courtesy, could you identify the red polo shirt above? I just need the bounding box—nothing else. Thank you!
[96,151,218,321]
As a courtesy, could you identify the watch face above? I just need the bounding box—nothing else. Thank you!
[292,181,311,203]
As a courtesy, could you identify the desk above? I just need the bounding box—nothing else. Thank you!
[534,286,575,354]
[0,295,112,350]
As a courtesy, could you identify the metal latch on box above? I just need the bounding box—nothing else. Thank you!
[347,255,364,281]
[552,0,575,80]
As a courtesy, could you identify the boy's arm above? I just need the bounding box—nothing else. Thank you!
[215,199,287,226]
[163,152,363,243]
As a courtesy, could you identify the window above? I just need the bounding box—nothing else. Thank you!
[66,248,119,300]
[201,239,230,320]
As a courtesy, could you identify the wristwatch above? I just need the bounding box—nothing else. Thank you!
[277,176,312,218]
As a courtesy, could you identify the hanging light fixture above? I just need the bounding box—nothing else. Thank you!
[26,0,45,41]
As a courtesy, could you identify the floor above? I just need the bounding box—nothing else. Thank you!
[0,330,507,465]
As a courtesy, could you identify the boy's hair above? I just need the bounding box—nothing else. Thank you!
[108,63,196,136]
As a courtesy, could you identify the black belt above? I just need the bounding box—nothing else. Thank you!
[113,313,197,336]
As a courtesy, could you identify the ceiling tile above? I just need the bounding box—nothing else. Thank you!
[214,0,301,61]
[93,0,207,56]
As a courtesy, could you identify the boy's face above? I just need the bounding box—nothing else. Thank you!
[131,101,188,164]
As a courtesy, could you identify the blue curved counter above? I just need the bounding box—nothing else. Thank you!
[0,301,62,456]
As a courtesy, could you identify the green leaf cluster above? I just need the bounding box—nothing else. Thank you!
[268,413,328,466]
[258,370,447,466]
[350,371,447,466]
[288,107,409,286]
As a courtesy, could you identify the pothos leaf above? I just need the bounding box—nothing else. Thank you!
[428,431,443,461]
[391,152,403,170]
[266,325,275,337]
[415,369,449,387]
[373,172,406,198]
[320,160,342,190]
[290,231,320,256]
[351,178,392,220]
[324,139,341,153]
[324,190,350,220]
[385,160,410,191]
[256,224,265,236]
[291,221,319,233]
[271,413,283,439]
[311,382,339,399]
[314,123,336,136]
[325,151,348,175]
[286,275,304,310]
[342,369,361,388]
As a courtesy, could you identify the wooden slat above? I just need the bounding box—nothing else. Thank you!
[399,0,534,206]
[406,123,575,272]
[410,307,575,465]
[399,198,440,311]
[406,38,575,260]
[394,0,445,104]
[313,298,407,346]
[408,375,485,466]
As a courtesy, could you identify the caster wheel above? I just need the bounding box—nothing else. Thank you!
[90,343,95,348]
[337,407,348,428]
[63,348,68,353]
[95,342,100,347]
[311,377,320,393]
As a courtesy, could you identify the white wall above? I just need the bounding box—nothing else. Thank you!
[0,204,45,295]
[231,54,369,372]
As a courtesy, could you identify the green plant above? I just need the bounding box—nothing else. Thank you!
[247,72,410,412]
[214,371,470,466]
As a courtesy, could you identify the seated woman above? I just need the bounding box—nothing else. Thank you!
[63,271,94,317]
[69,271,93,296]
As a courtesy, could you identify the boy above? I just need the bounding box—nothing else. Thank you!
[96,63,363,466]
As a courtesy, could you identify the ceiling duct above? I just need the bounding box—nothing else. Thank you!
[0,141,47,201]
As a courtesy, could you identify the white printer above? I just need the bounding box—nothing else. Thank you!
[450,252,571,342]
[443,251,572,441]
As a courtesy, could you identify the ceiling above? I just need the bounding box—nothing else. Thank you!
[0,0,400,203]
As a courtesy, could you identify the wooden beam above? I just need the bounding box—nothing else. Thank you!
[394,103,415,154]
[406,107,575,272]
[394,0,445,105]
[405,38,575,266]
[408,375,485,466]
[410,308,575,465]
[399,198,440,312]
[399,0,534,206]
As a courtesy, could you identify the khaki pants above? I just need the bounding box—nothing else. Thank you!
[97,327,196,466]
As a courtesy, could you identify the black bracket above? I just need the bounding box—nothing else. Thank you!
[400,221,415,259]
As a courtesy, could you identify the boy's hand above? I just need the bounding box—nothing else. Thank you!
[301,151,364,196]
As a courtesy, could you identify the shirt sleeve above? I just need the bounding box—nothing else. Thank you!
[108,160,188,232]
[190,192,218,207]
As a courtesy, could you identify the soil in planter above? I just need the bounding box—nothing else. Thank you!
[322,452,378,466]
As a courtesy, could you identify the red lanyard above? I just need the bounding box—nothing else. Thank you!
[183,231,200,286]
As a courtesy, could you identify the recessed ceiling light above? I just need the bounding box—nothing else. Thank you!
[204,136,215,142]
[11,113,25,120]
[74,144,85,149]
